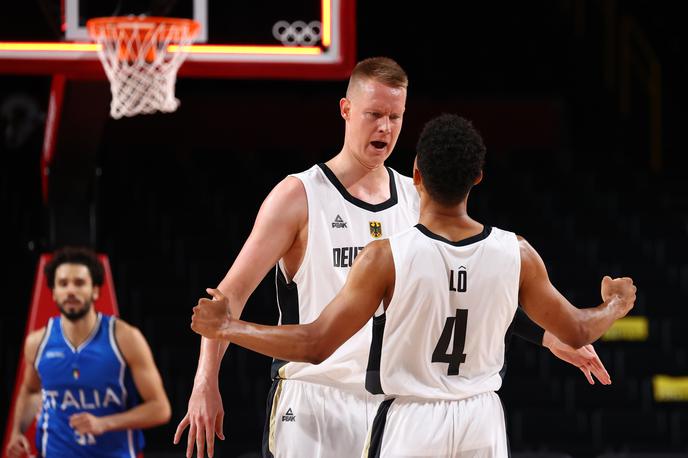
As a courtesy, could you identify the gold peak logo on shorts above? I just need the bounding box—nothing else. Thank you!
[369,221,382,238]
[282,407,296,422]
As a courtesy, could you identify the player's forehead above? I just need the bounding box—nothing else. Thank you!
[54,263,92,282]
[351,79,406,111]
[352,78,406,99]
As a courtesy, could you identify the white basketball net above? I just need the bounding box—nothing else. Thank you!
[89,18,198,119]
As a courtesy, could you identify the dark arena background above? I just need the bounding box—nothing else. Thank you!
[1,1,687,457]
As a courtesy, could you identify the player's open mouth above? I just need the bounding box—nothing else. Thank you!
[370,141,387,150]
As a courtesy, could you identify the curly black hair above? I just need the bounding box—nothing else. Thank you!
[416,114,486,205]
[44,246,104,289]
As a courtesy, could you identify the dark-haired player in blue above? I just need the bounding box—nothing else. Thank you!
[6,247,171,458]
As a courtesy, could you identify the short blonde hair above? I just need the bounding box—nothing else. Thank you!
[346,57,408,97]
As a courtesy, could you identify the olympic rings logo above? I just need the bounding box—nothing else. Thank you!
[272,20,322,46]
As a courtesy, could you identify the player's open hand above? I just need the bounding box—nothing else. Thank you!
[173,381,225,458]
[543,331,611,385]
[191,288,233,340]
[600,276,636,318]
[69,412,107,435]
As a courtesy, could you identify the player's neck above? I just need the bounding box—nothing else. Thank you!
[418,199,483,241]
[61,310,98,348]
[326,151,390,203]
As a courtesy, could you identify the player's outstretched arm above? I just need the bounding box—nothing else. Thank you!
[6,330,44,458]
[191,239,394,365]
[175,176,308,458]
[518,237,636,348]
[69,320,171,436]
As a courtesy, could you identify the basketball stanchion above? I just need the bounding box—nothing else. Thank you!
[87,16,199,119]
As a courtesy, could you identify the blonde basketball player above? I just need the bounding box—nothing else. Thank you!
[190,114,636,457]
[175,58,610,458]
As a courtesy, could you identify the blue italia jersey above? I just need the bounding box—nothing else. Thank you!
[34,313,144,458]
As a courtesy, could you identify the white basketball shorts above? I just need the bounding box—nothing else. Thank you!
[263,379,384,458]
[362,392,508,457]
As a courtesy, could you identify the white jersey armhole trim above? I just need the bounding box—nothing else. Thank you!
[108,316,135,457]
[33,318,53,370]
[108,317,129,406]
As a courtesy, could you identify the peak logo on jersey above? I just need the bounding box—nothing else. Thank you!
[369,221,382,238]
[72,368,80,380]
[332,215,348,228]
[282,408,296,422]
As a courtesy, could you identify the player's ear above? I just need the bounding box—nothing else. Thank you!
[474,169,483,185]
[340,98,350,120]
[413,161,423,188]
[92,286,100,301]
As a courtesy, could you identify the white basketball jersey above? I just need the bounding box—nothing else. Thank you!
[366,224,520,400]
[274,163,419,392]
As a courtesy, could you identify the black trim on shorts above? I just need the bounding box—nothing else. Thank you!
[415,223,492,247]
[261,378,281,458]
[367,398,394,458]
[272,266,300,378]
[317,163,399,212]
[365,313,386,395]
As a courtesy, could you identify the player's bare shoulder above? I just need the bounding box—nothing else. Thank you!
[114,318,141,344]
[517,234,545,274]
[24,326,48,365]
[360,239,392,264]
[354,239,394,282]
[516,234,542,264]
[113,318,151,362]
[517,235,535,260]
[264,176,308,221]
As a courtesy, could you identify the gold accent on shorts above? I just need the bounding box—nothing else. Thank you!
[268,379,284,454]
[361,424,373,457]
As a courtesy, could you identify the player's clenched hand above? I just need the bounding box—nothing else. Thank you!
[173,381,225,458]
[191,288,233,340]
[600,276,636,318]
[69,412,107,435]
[6,431,31,458]
[543,331,611,385]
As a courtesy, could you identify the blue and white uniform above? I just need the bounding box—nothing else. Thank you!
[34,313,144,458]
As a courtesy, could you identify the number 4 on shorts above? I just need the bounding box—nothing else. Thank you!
[432,309,468,376]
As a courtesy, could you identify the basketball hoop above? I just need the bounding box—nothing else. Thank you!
[87,16,200,119]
